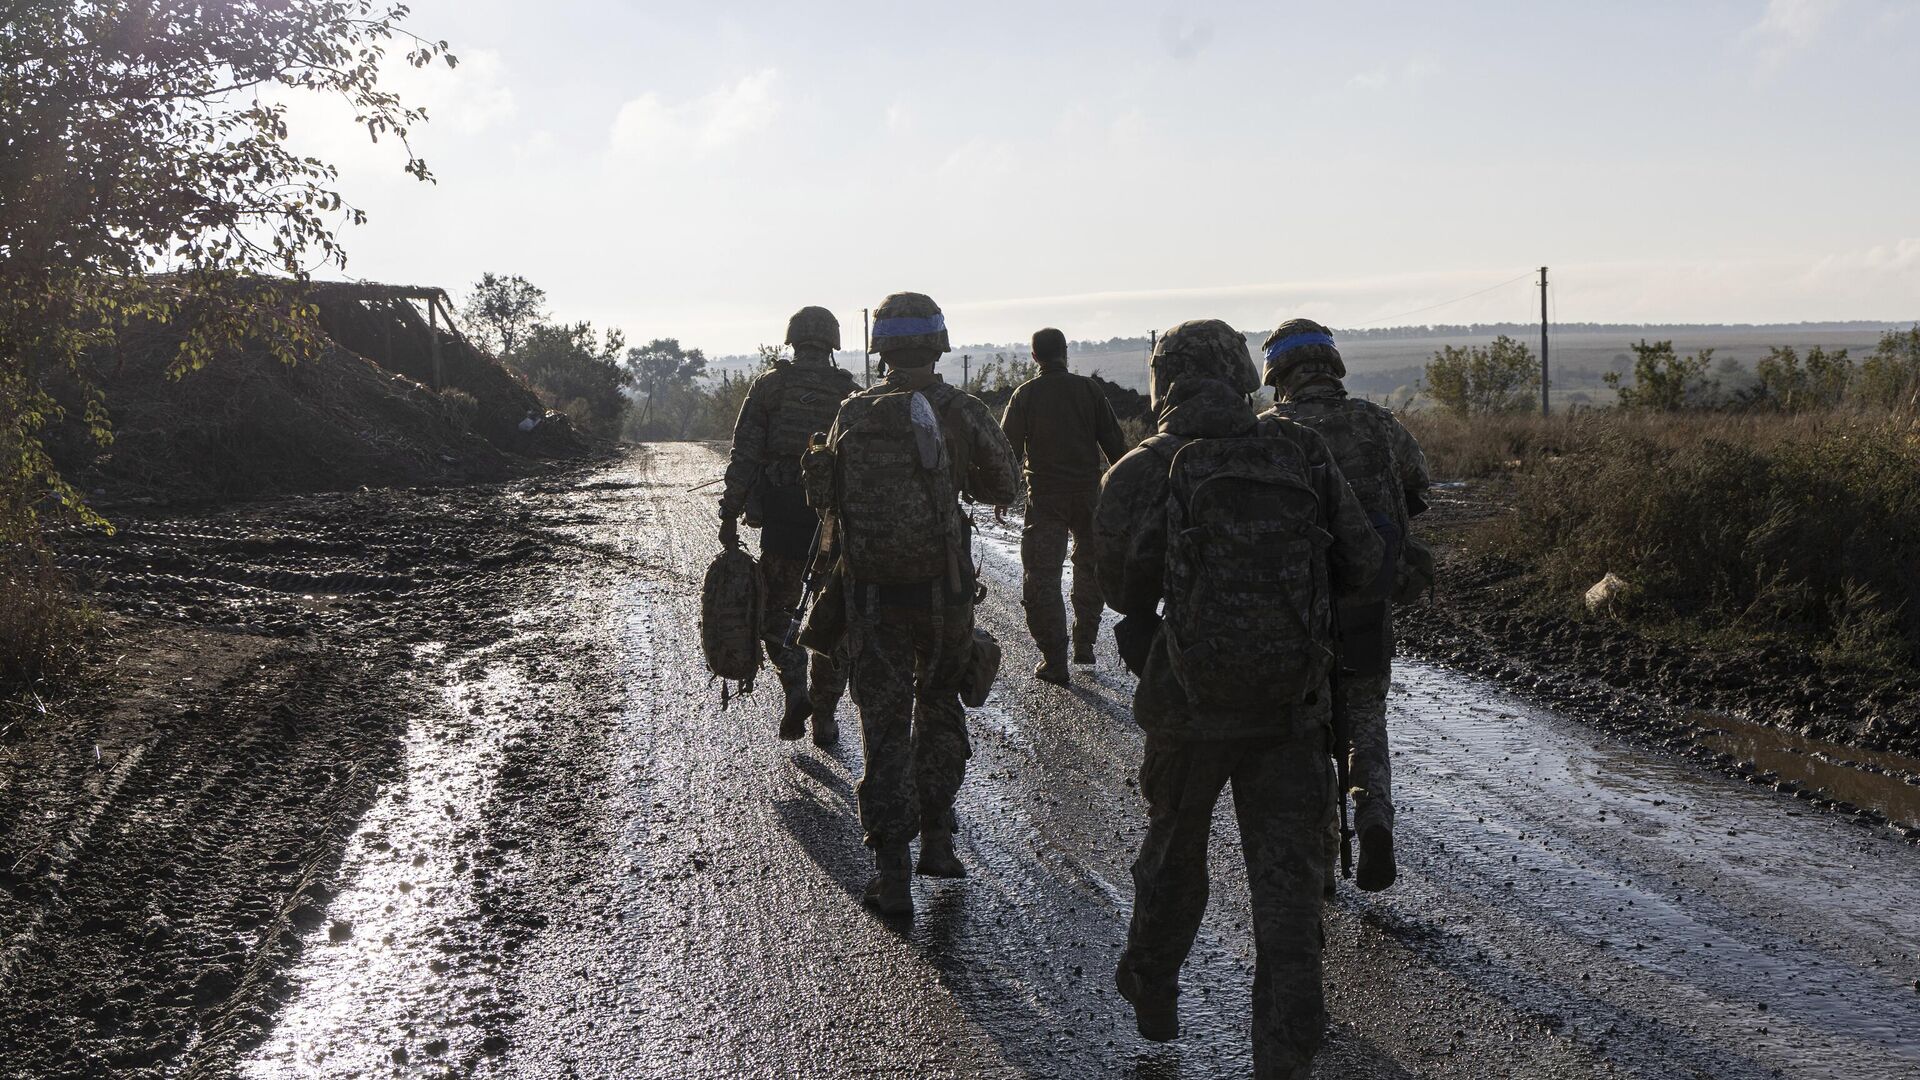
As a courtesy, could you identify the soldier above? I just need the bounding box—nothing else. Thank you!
[998,327,1128,685]
[717,306,858,746]
[1094,319,1382,1077]
[820,291,1018,918]
[1259,318,1430,893]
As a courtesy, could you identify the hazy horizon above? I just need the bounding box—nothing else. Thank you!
[287,0,1920,355]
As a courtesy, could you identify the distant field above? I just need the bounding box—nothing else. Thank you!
[709,323,1914,410]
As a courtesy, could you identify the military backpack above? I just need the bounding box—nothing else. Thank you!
[1156,434,1336,711]
[699,544,765,705]
[831,383,964,587]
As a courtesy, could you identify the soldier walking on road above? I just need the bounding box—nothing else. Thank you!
[1260,318,1430,893]
[717,306,858,746]
[998,327,1128,686]
[820,292,1018,917]
[1094,320,1382,1077]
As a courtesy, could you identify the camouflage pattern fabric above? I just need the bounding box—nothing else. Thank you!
[785,305,841,350]
[718,352,858,520]
[1093,377,1383,740]
[826,363,1018,851]
[1118,733,1334,1079]
[1336,670,1392,833]
[1019,490,1102,663]
[1265,378,1430,846]
[759,546,848,710]
[1146,318,1261,409]
[845,593,976,848]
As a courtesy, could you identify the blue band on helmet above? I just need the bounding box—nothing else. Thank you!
[1263,331,1337,364]
[872,314,946,339]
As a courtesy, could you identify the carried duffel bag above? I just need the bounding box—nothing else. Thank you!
[700,544,765,705]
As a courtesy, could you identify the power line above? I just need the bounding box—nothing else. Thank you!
[1347,271,1537,328]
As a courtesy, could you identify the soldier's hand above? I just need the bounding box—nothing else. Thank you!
[719,514,740,549]
[994,505,1009,526]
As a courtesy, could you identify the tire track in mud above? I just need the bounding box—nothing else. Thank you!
[15,445,1920,1079]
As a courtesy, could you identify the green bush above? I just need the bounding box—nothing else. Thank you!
[1422,334,1539,416]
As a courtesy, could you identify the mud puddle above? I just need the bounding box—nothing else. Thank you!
[1691,710,1920,829]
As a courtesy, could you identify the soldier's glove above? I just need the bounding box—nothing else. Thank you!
[718,513,740,550]
[1113,612,1160,678]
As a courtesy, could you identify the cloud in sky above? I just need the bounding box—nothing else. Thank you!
[610,68,781,158]
[1745,0,1844,67]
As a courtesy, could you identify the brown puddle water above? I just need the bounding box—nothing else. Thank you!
[1690,710,1920,827]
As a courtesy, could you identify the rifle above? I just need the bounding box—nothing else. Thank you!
[783,517,827,650]
[1329,605,1355,881]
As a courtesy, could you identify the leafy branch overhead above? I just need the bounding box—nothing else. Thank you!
[3,0,454,531]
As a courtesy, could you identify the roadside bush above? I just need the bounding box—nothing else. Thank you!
[1487,411,1920,668]
[1604,340,1718,411]
[1422,334,1539,416]
[1852,325,1920,411]
[2,524,92,691]
[1398,410,1585,480]
[439,387,481,431]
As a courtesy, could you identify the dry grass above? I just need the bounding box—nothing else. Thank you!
[1408,407,1920,669]
[2,532,93,692]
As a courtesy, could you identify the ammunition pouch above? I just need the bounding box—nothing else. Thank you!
[798,564,847,655]
[1394,534,1436,606]
[1336,599,1391,678]
[959,627,1002,709]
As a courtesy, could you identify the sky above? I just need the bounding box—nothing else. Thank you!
[288,0,1920,355]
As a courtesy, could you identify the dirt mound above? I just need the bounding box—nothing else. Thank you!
[50,282,588,504]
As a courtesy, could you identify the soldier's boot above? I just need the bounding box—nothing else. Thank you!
[1353,790,1396,892]
[916,829,965,878]
[1114,959,1179,1042]
[809,700,839,748]
[862,846,914,918]
[1071,625,1097,666]
[775,650,810,742]
[1033,651,1071,687]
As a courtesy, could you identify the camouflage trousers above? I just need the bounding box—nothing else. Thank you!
[1335,669,1393,834]
[846,589,974,850]
[1120,734,1333,1079]
[1020,490,1102,662]
[759,548,847,709]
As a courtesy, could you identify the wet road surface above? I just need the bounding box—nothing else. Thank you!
[236,444,1920,1078]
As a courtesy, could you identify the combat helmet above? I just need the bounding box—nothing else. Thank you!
[870,292,951,362]
[1149,319,1260,408]
[1261,317,1346,389]
[785,306,841,351]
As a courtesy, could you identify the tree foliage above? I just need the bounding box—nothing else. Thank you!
[1752,345,1852,412]
[625,338,712,440]
[1852,325,1920,410]
[1604,340,1717,412]
[511,322,631,436]
[2,0,452,538]
[459,272,547,357]
[1421,334,1539,416]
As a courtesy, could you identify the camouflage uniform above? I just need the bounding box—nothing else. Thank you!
[1260,318,1430,871]
[719,309,858,738]
[999,332,1129,672]
[1093,320,1382,1076]
[826,293,1019,911]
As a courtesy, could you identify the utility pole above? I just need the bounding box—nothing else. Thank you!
[862,307,871,387]
[962,353,971,389]
[1539,266,1550,417]
[1147,329,1157,391]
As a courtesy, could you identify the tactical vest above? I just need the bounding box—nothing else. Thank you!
[1148,432,1336,711]
[1264,397,1403,667]
[761,363,858,479]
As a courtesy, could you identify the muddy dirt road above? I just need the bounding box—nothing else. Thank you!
[6,443,1920,1079]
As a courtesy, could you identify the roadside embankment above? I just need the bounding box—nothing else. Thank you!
[1396,409,1920,837]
